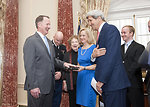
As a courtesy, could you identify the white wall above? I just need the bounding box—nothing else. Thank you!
[18,0,81,105]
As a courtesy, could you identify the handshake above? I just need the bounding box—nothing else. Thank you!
[64,62,86,72]
[67,65,80,70]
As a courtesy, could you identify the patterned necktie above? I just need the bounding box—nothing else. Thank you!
[43,36,51,56]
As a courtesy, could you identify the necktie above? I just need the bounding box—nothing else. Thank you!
[97,31,100,42]
[43,36,51,56]
[125,43,128,53]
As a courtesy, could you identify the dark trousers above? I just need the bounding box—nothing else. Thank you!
[102,88,127,107]
[68,86,80,107]
[27,90,54,107]
[126,87,144,107]
[52,80,63,107]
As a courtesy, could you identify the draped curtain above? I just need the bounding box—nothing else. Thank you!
[79,0,111,40]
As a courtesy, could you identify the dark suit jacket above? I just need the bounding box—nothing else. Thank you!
[95,23,130,92]
[52,41,66,74]
[121,41,145,88]
[23,32,64,94]
[63,49,78,90]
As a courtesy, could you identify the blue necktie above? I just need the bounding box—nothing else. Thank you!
[43,36,51,56]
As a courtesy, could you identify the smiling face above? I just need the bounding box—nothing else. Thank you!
[79,30,89,45]
[87,16,101,31]
[70,38,79,52]
[37,17,51,35]
[121,26,133,43]
[53,32,63,46]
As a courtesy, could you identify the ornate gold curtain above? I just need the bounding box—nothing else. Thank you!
[80,0,111,27]
[0,0,6,35]
[79,0,111,40]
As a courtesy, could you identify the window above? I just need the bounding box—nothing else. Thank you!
[108,16,150,47]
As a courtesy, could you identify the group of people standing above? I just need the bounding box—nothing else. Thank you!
[23,9,150,107]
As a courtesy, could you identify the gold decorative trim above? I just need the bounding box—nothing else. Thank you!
[79,0,111,40]
[18,83,24,88]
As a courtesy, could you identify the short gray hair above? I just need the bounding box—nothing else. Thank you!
[86,10,105,21]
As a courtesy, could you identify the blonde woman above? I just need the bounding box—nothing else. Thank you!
[76,28,104,107]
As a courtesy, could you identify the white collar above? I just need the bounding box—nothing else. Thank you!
[125,39,133,46]
[98,22,106,33]
[37,31,45,38]
[37,31,47,43]
[52,40,59,49]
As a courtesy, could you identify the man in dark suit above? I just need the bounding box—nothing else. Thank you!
[144,20,150,106]
[86,10,131,107]
[52,31,66,107]
[23,15,70,107]
[121,25,145,107]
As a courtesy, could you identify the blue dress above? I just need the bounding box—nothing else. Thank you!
[76,44,96,107]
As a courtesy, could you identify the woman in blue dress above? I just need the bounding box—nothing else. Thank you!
[76,28,97,107]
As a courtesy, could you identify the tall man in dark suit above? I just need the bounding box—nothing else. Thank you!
[144,20,150,106]
[86,10,131,107]
[52,31,66,107]
[121,25,145,107]
[23,15,70,107]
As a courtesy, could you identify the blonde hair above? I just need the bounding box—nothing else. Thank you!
[79,28,95,45]
[122,25,135,36]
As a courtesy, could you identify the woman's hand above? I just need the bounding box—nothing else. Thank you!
[73,65,84,72]
[62,80,67,92]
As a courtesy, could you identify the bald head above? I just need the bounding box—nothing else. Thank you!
[148,20,150,32]
[53,31,64,46]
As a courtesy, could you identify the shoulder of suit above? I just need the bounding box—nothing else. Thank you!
[103,23,118,32]
[147,41,150,45]
[133,41,145,49]
[25,33,37,41]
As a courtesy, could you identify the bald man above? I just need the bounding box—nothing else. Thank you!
[52,31,66,107]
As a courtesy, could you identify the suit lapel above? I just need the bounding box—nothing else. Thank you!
[48,39,54,59]
[121,44,125,59]
[96,23,107,47]
[124,41,135,59]
[35,32,51,59]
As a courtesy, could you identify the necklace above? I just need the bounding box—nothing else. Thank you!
[81,48,87,55]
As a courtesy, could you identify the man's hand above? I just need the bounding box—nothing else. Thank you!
[96,81,104,94]
[92,45,106,58]
[55,72,61,80]
[64,62,74,69]
[30,88,40,98]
